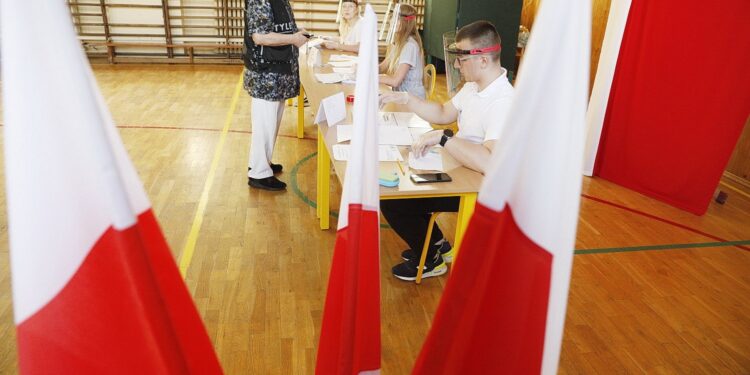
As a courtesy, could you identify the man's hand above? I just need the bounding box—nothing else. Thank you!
[412,130,443,157]
[378,91,410,109]
[290,32,309,48]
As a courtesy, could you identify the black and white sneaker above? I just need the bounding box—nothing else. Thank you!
[401,240,455,263]
[392,253,447,281]
[248,163,283,175]
[248,176,287,191]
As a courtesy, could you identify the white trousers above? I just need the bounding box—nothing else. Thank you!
[248,97,285,179]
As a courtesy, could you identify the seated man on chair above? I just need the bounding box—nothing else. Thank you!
[378,20,514,281]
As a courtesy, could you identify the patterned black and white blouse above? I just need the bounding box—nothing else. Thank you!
[244,0,300,101]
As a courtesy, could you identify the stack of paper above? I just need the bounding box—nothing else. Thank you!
[315,73,344,84]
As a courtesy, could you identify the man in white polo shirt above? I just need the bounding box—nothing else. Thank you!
[378,20,514,281]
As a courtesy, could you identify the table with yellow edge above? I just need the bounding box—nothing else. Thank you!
[298,49,481,258]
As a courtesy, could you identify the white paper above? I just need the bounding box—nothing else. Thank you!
[336,124,353,143]
[379,126,414,146]
[308,38,326,49]
[315,72,344,84]
[333,66,356,75]
[332,144,403,161]
[377,112,398,127]
[409,127,431,141]
[392,112,432,128]
[329,60,356,67]
[330,54,358,62]
[315,92,346,126]
[408,150,444,171]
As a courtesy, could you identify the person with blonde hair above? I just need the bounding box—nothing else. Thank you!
[378,3,426,99]
[322,0,361,52]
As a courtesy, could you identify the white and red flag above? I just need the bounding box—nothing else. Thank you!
[315,4,381,375]
[412,0,590,373]
[1,1,222,373]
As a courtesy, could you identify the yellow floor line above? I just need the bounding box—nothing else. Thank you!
[178,73,244,278]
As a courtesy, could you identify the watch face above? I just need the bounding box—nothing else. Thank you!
[444,129,454,137]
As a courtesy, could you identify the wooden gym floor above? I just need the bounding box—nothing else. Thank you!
[0,64,748,374]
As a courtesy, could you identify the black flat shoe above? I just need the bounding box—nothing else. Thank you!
[248,163,283,174]
[248,176,287,191]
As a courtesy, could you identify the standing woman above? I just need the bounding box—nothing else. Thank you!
[244,0,308,191]
[379,4,426,99]
[322,0,361,52]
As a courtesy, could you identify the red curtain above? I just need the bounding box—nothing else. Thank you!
[594,0,750,215]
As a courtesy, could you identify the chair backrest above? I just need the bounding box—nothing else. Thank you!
[423,63,437,100]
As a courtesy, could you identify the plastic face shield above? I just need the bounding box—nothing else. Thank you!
[336,0,359,23]
[381,4,416,43]
[443,30,501,96]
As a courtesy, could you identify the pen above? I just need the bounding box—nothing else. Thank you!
[396,160,406,175]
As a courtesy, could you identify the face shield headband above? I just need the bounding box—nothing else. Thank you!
[444,43,501,57]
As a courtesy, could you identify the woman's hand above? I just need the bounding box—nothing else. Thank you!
[290,32,309,48]
[323,41,339,50]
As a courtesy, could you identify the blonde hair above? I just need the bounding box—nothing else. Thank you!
[384,4,423,75]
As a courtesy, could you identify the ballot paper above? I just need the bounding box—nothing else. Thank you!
[391,112,432,128]
[306,38,325,49]
[315,92,346,126]
[332,144,403,161]
[408,150,444,171]
[409,127,431,141]
[337,125,413,146]
[333,66,356,75]
[315,73,344,84]
[378,112,398,127]
[329,60,356,68]
[329,54,357,62]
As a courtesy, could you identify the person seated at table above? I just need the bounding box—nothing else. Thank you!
[378,20,514,281]
[378,4,426,99]
[322,0,361,53]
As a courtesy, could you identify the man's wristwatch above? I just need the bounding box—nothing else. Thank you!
[439,129,454,147]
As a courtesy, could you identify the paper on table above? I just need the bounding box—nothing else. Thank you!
[338,125,412,145]
[377,112,398,127]
[392,112,432,128]
[336,124,353,143]
[315,92,346,126]
[379,126,413,146]
[333,66,356,75]
[408,150,444,171]
[315,73,344,84]
[332,144,403,161]
[329,60,356,67]
[409,127,431,141]
[330,54,357,62]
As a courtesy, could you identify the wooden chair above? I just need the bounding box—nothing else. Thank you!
[423,63,437,101]
[415,212,442,284]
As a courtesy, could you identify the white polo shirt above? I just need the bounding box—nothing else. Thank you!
[341,18,362,45]
[450,69,514,144]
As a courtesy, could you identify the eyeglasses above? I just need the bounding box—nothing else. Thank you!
[454,55,481,67]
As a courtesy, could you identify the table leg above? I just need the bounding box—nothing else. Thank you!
[317,129,330,230]
[452,193,477,265]
[297,86,305,139]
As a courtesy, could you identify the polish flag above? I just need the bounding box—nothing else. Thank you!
[315,5,381,375]
[1,1,222,374]
[412,0,590,374]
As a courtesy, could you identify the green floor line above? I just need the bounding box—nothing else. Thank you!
[574,240,750,255]
[289,151,391,229]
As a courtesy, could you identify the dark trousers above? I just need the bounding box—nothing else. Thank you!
[380,197,460,260]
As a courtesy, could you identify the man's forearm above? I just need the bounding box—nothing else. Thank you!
[443,137,491,174]
[253,32,294,47]
[406,96,455,125]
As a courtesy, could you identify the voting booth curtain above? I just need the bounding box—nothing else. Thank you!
[593,0,750,215]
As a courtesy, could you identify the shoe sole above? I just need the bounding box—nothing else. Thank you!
[393,263,448,281]
[248,181,287,191]
[402,251,455,264]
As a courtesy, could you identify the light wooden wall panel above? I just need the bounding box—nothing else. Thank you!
[521,0,611,90]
